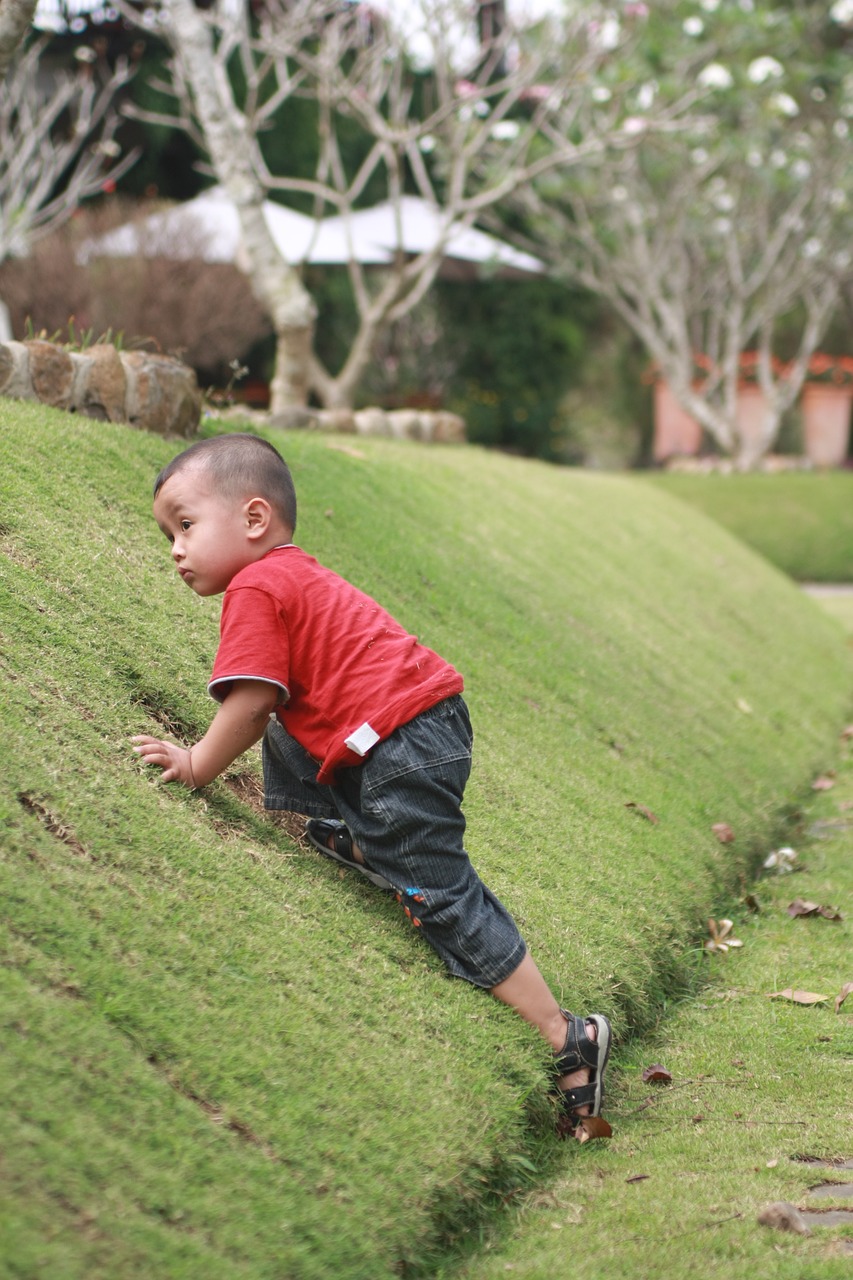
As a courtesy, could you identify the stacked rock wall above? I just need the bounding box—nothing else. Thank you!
[0,340,201,436]
[268,404,466,443]
[1,338,467,444]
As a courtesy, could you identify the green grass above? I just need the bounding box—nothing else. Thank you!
[453,721,853,1280]
[643,471,853,582]
[1,400,852,1278]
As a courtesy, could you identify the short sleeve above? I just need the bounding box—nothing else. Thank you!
[208,585,290,704]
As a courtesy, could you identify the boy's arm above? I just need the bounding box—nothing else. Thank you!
[131,679,280,788]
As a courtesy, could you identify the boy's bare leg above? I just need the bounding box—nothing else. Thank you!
[338,835,595,1118]
[490,952,596,1110]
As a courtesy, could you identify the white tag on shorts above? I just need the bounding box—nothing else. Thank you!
[344,722,380,756]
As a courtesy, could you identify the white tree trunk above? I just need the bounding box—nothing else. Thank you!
[0,0,36,74]
[166,0,316,411]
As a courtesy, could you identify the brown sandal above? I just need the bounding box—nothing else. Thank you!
[305,819,393,890]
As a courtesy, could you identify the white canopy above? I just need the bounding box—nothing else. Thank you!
[79,187,543,278]
[320,195,544,278]
[78,186,393,267]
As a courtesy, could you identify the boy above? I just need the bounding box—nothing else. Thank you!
[132,433,610,1136]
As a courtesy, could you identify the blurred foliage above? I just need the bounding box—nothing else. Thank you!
[438,278,595,462]
[28,0,851,467]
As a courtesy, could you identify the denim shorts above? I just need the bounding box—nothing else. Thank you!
[263,694,526,988]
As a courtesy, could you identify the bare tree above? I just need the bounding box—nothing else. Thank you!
[497,3,853,468]
[0,0,36,76]
[0,38,138,264]
[514,132,847,468]
[126,0,686,412]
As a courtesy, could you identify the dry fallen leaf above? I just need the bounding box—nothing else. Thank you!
[705,918,743,953]
[626,1174,650,1184]
[840,725,853,742]
[787,898,843,922]
[641,1064,673,1085]
[574,1116,613,1143]
[835,982,853,1014]
[625,801,659,825]
[736,698,753,714]
[712,822,735,843]
[811,775,836,791]
[743,893,761,913]
[325,443,366,460]
[767,988,829,1005]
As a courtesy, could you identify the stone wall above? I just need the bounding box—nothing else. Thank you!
[0,337,468,444]
[265,404,467,443]
[0,340,201,436]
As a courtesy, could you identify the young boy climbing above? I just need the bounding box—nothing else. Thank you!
[131,433,610,1137]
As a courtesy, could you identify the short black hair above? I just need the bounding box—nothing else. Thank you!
[154,434,297,534]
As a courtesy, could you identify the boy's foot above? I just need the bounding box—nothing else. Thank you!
[553,1011,611,1136]
[305,818,393,891]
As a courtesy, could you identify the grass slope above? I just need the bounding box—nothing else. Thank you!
[455,617,853,1280]
[1,401,851,1278]
[644,471,853,583]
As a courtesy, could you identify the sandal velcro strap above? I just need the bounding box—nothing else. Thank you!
[329,825,355,859]
[553,1011,612,1120]
[558,1082,597,1113]
[553,1011,602,1076]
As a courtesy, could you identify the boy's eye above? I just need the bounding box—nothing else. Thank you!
[180,520,192,532]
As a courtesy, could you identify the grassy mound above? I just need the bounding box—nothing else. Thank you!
[644,471,853,582]
[1,402,851,1278]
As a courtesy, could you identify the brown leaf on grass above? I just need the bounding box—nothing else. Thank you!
[840,725,853,741]
[712,822,735,843]
[325,443,366,460]
[575,1116,613,1143]
[625,801,659,824]
[743,893,761,913]
[811,775,836,791]
[835,982,853,1014]
[767,988,829,1005]
[787,898,843,922]
[641,1064,673,1085]
[626,1174,651,1183]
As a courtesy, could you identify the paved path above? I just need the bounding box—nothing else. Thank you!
[801,582,853,597]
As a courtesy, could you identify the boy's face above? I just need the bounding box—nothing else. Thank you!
[153,466,258,597]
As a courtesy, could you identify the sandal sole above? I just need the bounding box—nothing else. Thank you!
[586,1013,611,1116]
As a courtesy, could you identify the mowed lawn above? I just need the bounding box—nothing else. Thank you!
[644,470,853,583]
[1,400,851,1279]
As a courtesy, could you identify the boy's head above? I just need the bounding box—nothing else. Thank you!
[154,434,297,535]
[153,434,297,597]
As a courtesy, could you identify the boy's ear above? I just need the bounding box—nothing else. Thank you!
[244,496,273,539]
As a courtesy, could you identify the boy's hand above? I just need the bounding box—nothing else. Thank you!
[131,735,196,788]
[131,679,278,790]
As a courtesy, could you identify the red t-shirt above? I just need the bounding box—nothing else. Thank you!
[209,546,463,784]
